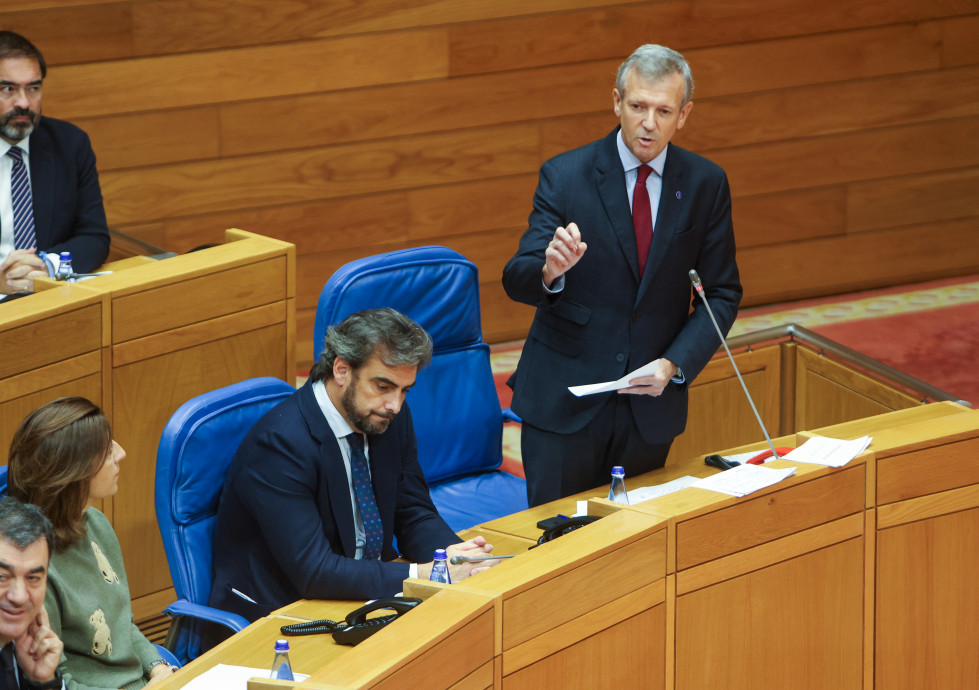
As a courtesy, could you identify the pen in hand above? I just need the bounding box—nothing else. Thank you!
[449,554,517,565]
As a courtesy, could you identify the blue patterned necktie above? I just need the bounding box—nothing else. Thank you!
[346,432,383,560]
[7,147,36,250]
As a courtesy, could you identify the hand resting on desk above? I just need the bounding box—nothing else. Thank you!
[416,535,501,581]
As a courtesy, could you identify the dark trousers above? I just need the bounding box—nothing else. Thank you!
[521,394,673,507]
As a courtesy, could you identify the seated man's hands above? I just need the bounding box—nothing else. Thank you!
[417,535,500,581]
[15,606,63,684]
[0,249,47,295]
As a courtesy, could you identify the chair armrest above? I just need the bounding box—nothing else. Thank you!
[152,643,181,668]
[502,407,522,424]
[164,600,250,633]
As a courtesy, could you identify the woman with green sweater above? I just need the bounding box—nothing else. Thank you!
[8,397,176,690]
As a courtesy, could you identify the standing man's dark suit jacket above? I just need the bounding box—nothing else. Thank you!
[503,127,742,445]
[23,117,110,272]
[209,380,458,621]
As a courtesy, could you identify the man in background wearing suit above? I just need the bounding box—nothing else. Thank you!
[0,31,109,297]
[210,308,498,621]
[0,497,64,690]
[503,44,743,506]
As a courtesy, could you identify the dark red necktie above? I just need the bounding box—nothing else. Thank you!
[633,164,653,276]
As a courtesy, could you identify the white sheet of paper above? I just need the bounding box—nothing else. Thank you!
[569,360,661,397]
[626,476,700,503]
[782,435,872,468]
[692,463,796,497]
[181,664,310,689]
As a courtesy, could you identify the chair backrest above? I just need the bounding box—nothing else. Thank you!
[0,465,7,496]
[155,378,295,606]
[313,246,503,483]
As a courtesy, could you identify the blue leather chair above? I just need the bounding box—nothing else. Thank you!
[313,246,527,531]
[155,377,296,662]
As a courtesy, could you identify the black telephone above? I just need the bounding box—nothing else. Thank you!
[530,515,602,548]
[280,597,421,646]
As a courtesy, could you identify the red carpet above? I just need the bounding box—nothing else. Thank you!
[815,303,979,405]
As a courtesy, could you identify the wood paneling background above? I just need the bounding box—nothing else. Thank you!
[5,0,978,369]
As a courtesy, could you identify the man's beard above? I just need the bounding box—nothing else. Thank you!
[341,379,395,436]
[0,107,39,142]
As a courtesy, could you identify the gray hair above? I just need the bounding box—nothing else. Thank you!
[0,496,54,557]
[310,307,433,382]
[616,44,694,105]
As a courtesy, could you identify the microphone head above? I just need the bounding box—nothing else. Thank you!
[688,269,702,290]
[449,555,466,565]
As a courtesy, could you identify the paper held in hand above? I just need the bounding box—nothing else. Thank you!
[569,359,661,397]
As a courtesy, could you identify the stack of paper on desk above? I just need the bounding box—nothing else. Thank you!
[693,463,797,497]
[625,476,700,503]
[783,435,872,467]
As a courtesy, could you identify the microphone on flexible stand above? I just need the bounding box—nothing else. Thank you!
[688,269,781,461]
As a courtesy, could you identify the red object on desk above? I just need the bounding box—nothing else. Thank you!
[746,447,796,465]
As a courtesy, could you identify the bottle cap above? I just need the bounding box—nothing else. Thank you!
[274,639,289,651]
[433,548,447,560]
[59,251,72,261]
[611,466,625,477]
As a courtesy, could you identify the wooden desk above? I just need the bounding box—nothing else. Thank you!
[1,228,296,617]
[868,411,979,689]
[155,403,978,689]
[0,285,103,448]
[416,508,670,689]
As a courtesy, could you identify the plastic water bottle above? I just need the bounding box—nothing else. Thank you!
[608,466,630,504]
[429,548,451,584]
[269,639,294,680]
[57,252,73,281]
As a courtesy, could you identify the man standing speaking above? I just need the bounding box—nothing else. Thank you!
[503,44,742,506]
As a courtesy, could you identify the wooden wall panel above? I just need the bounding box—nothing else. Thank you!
[682,64,979,152]
[76,107,221,170]
[3,0,976,369]
[712,117,979,198]
[0,3,131,64]
[847,167,979,234]
[129,0,624,56]
[43,30,451,119]
[447,0,973,76]
[739,218,979,304]
[100,125,540,223]
[215,62,612,158]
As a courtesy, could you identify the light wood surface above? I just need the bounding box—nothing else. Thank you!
[0,287,105,466]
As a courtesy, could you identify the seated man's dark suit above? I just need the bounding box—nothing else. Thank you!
[19,116,110,272]
[0,642,56,690]
[503,127,742,501]
[209,379,459,621]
